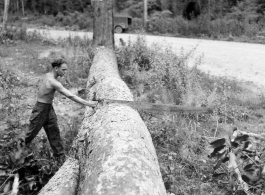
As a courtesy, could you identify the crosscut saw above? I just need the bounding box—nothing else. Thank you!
[100,99,212,114]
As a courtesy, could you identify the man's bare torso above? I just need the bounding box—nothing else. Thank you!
[37,73,58,104]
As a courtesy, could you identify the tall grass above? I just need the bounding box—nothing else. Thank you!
[115,34,265,194]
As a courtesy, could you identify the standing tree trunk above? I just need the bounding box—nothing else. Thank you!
[198,0,201,13]
[92,0,114,49]
[21,0,24,16]
[3,0,10,31]
[16,0,19,14]
[208,0,211,19]
[143,0,148,29]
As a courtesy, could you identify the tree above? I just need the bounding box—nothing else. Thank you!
[143,0,148,29]
[21,0,25,16]
[92,0,114,49]
[3,0,10,31]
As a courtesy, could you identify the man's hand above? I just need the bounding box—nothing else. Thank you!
[86,100,98,108]
[93,99,107,109]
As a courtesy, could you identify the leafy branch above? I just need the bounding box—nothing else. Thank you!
[208,127,265,195]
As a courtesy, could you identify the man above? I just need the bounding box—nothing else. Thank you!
[24,59,97,163]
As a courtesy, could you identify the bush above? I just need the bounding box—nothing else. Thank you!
[0,25,55,46]
[37,15,56,26]
[143,9,263,39]
[76,14,93,30]
[148,11,177,34]
[0,26,28,45]
[116,35,202,105]
[115,34,265,194]
[128,2,143,18]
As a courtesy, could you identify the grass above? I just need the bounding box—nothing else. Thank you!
[1,27,265,194]
[115,34,265,194]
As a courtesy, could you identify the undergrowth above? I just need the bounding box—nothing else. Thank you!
[0,34,83,194]
[116,35,265,194]
[1,28,265,194]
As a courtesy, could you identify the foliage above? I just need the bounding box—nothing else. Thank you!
[0,26,27,45]
[0,50,83,194]
[0,65,55,194]
[56,35,94,84]
[208,127,265,194]
[0,140,57,195]
[141,111,217,194]
[145,10,264,38]
[0,67,22,129]
[0,25,54,46]
[116,34,265,194]
[32,12,93,31]
[116,34,203,105]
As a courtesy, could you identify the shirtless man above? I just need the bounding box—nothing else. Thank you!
[24,59,97,161]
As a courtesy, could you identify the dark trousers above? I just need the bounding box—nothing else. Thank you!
[25,102,64,157]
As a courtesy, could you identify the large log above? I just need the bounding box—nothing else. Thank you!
[38,158,79,195]
[38,48,167,195]
[73,47,167,195]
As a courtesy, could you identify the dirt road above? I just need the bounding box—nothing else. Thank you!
[28,28,265,88]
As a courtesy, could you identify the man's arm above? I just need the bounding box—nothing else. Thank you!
[52,81,97,107]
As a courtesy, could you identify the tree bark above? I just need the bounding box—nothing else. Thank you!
[21,0,24,16]
[92,0,114,49]
[16,0,19,13]
[38,158,79,195]
[3,0,10,31]
[40,48,167,195]
[143,0,148,29]
[75,47,167,195]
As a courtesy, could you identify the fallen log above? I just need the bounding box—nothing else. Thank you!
[38,158,79,195]
[40,47,167,195]
[74,47,167,195]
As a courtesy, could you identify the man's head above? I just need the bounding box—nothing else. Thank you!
[51,59,68,77]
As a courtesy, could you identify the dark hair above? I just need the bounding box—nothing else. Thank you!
[51,59,67,68]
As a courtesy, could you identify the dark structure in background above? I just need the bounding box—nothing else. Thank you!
[114,14,132,33]
[183,1,201,20]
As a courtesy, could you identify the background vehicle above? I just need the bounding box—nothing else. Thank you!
[114,14,132,33]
